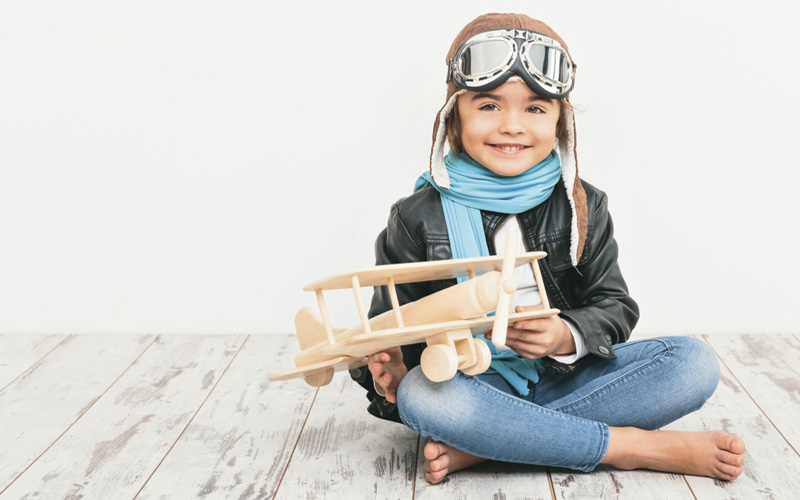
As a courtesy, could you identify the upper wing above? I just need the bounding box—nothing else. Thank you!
[303,251,547,291]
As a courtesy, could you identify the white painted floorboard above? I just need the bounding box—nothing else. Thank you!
[277,366,419,499]
[0,334,157,493]
[2,335,245,499]
[0,334,69,391]
[136,335,317,500]
[1,333,798,499]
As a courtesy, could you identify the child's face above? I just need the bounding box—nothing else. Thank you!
[456,80,559,176]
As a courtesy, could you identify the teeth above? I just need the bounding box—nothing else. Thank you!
[499,145,524,151]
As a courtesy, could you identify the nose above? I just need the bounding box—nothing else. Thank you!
[499,110,525,135]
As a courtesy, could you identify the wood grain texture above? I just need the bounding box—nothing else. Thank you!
[0,334,70,391]
[412,438,553,500]
[135,334,318,500]
[276,372,419,499]
[0,334,157,493]
[550,467,693,500]
[665,336,800,499]
[1,335,246,500]
[704,333,800,453]
[2,333,799,500]
[304,252,547,290]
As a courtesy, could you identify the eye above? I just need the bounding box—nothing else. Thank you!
[479,103,499,111]
[527,106,545,114]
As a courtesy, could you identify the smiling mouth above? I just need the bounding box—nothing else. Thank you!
[489,144,531,152]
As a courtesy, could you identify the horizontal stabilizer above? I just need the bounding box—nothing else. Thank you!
[269,354,368,385]
[295,307,345,351]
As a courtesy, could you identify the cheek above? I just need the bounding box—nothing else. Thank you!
[459,120,490,149]
[531,121,558,147]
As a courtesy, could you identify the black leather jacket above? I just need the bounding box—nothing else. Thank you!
[350,179,639,421]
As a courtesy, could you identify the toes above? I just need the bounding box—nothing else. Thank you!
[715,462,742,480]
[426,470,447,484]
[429,454,450,473]
[728,435,745,454]
[716,432,745,454]
[424,440,446,461]
[716,449,744,466]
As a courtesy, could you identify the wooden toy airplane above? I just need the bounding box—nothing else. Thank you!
[269,232,559,387]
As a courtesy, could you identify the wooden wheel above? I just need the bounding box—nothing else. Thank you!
[460,339,492,376]
[421,344,458,382]
[304,368,334,387]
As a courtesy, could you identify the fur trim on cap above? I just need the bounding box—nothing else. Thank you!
[555,105,588,265]
[429,90,465,189]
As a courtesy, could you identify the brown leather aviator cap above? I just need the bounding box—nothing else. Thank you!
[429,13,588,265]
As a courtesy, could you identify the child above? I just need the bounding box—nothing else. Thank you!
[350,13,745,484]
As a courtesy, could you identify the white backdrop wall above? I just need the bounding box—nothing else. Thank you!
[1,0,797,335]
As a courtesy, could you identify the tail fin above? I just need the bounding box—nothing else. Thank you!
[295,307,346,351]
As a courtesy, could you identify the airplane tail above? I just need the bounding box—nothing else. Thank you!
[295,307,345,351]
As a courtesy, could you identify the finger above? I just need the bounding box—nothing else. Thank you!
[515,304,544,313]
[513,319,547,332]
[507,338,526,354]
[505,327,534,342]
[491,327,527,346]
[368,352,390,367]
[510,341,545,359]
[369,360,385,377]
[504,334,545,359]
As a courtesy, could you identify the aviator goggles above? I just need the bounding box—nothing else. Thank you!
[447,29,575,99]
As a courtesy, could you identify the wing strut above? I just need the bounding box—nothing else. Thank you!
[351,275,371,333]
[530,259,550,310]
[491,231,519,347]
[314,290,336,345]
[386,276,405,328]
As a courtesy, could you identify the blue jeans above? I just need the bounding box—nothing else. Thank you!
[396,336,720,472]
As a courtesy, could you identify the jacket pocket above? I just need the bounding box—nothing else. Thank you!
[544,237,574,272]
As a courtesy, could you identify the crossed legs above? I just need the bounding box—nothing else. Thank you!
[397,336,744,483]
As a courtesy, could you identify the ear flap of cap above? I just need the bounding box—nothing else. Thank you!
[556,103,588,266]
[428,89,465,189]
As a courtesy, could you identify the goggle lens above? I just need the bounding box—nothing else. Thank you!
[524,44,571,85]
[458,40,513,77]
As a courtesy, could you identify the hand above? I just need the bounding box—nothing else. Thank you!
[368,346,407,404]
[486,305,576,359]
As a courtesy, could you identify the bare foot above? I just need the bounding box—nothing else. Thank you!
[422,439,486,484]
[603,428,745,481]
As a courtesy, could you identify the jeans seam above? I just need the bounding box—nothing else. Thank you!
[468,373,606,428]
[454,374,607,470]
[550,338,671,413]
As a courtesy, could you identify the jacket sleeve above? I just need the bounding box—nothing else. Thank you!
[557,192,640,360]
[349,200,429,422]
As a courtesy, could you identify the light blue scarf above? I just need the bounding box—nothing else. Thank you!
[415,152,562,395]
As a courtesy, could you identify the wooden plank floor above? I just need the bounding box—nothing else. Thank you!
[1,333,798,499]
